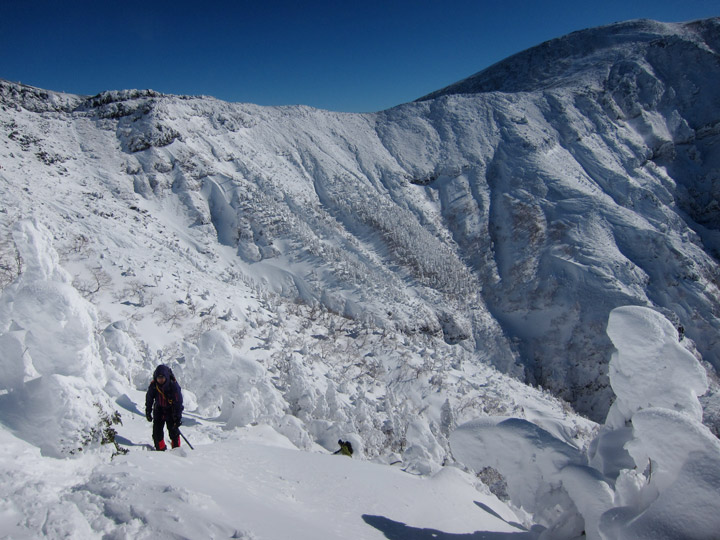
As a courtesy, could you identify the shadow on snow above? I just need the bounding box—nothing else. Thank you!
[472,502,527,531]
[362,515,540,540]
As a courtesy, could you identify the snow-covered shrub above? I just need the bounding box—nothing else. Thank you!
[436,309,472,344]
[101,320,153,394]
[0,220,111,457]
[596,306,720,539]
[401,417,445,475]
[182,329,286,426]
[588,304,709,478]
[271,414,314,450]
[603,305,707,428]
[84,405,127,458]
[0,226,23,290]
[590,305,710,482]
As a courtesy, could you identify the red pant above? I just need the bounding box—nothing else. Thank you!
[152,411,180,450]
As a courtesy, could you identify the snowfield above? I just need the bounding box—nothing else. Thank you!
[0,406,530,539]
[1,16,720,539]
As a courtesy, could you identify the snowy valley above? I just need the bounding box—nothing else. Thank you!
[1,17,720,539]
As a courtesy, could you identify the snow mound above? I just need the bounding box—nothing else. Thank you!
[451,417,612,540]
[0,220,110,457]
[451,417,585,510]
[600,403,720,538]
[605,305,707,427]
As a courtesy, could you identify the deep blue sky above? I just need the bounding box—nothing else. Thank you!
[1,1,717,112]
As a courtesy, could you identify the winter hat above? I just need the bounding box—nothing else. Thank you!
[154,364,171,380]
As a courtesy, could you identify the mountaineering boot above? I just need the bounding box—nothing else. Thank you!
[171,437,180,449]
[156,439,167,451]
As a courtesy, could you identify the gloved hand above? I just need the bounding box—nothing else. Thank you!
[174,416,182,427]
[146,412,152,422]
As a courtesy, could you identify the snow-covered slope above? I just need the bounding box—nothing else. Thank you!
[1,16,720,538]
[0,209,571,537]
[2,16,720,419]
[418,16,720,415]
[0,398,532,539]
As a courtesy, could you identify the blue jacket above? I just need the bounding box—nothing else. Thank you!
[145,365,183,422]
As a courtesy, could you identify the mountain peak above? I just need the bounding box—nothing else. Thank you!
[417,17,720,100]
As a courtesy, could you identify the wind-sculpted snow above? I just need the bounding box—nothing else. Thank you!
[451,306,720,540]
[0,221,111,457]
[451,417,615,540]
[450,416,586,503]
[597,307,720,539]
[605,305,707,427]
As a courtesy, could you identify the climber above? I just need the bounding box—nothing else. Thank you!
[145,364,184,451]
[334,439,353,457]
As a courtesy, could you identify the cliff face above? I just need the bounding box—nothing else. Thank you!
[1,18,719,421]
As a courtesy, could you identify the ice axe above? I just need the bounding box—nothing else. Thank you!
[178,429,194,450]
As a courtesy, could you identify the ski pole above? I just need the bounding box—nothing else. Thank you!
[178,429,194,450]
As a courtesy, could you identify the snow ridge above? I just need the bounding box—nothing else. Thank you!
[418,18,719,97]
